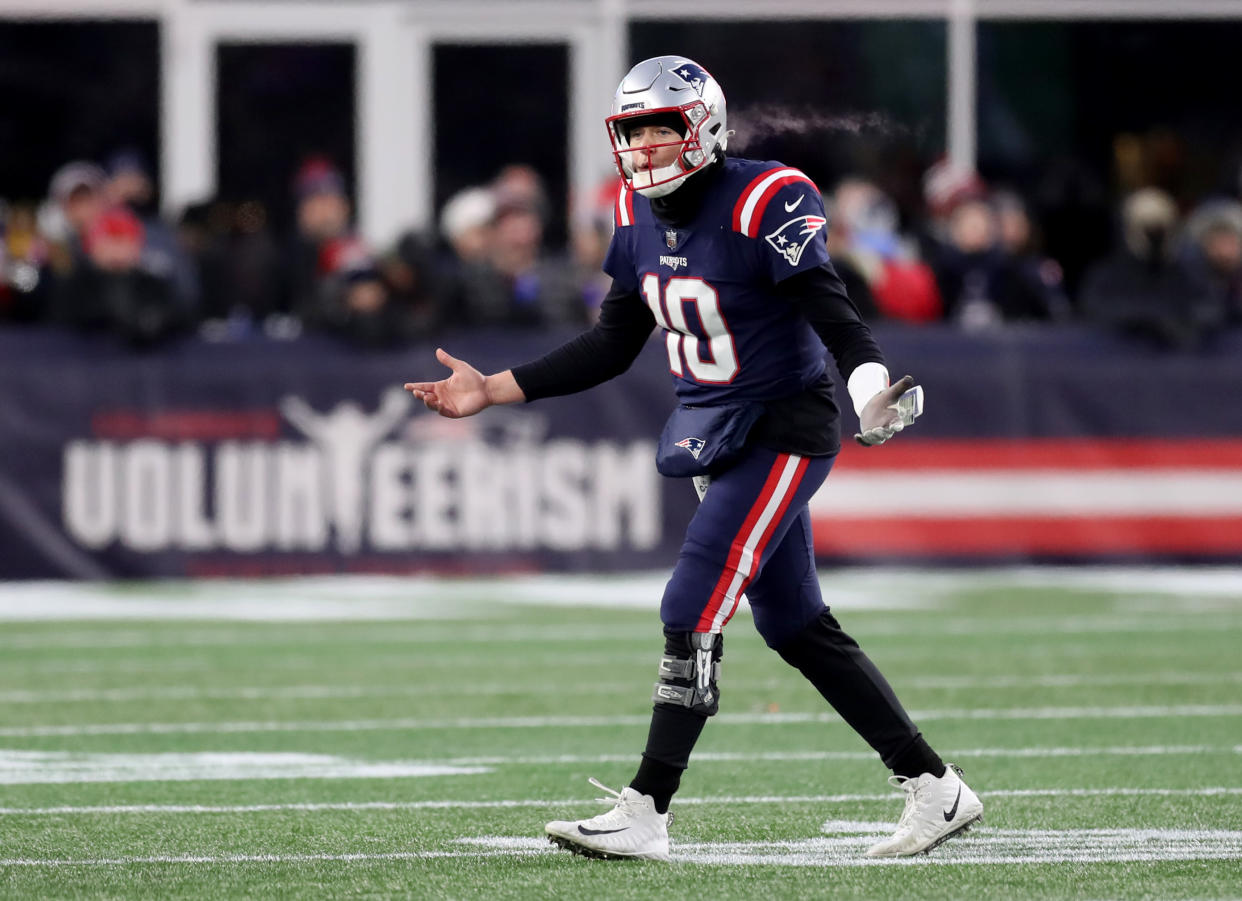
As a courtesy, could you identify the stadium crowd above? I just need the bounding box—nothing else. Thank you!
[2,149,1241,351]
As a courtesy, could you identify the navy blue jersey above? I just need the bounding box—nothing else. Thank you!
[604,158,832,405]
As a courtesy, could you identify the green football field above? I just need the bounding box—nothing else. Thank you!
[1,568,1240,899]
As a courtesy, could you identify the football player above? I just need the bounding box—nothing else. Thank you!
[404,55,982,861]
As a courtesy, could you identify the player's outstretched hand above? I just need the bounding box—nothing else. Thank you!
[403,348,492,419]
[854,375,924,447]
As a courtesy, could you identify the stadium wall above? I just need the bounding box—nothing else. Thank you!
[1,324,1240,578]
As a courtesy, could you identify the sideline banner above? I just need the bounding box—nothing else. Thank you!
[2,324,1241,577]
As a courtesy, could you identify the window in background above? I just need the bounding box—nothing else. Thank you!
[977,19,1242,296]
[216,43,356,234]
[432,43,569,249]
[0,20,159,205]
[628,18,947,222]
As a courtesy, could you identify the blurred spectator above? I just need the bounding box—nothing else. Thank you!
[380,228,446,339]
[302,236,419,348]
[440,186,496,265]
[490,194,581,325]
[569,178,623,322]
[0,202,48,322]
[827,178,941,323]
[42,161,107,274]
[492,163,551,226]
[51,206,189,346]
[1079,188,1218,350]
[438,185,508,327]
[280,158,354,318]
[921,158,987,241]
[931,192,1069,329]
[106,148,200,311]
[177,200,232,323]
[104,148,157,215]
[439,182,585,328]
[992,190,1072,321]
[1182,198,1242,326]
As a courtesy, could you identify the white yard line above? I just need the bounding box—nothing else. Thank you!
[1,745,1233,786]
[2,787,1240,817]
[436,744,1241,766]
[3,670,1238,705]
[0,751,490,785]
[2,616,1239,652]
[1,704,1238,738]
[0,850,533,867]
[3,825,1242,868]
[469,828,1242,866]
[0,681,643,704]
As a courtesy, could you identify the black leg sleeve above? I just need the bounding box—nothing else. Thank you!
[629,629,716,813]
[630,706,709,813]
[775,608,941,774]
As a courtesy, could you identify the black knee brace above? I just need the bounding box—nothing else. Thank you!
[652,629,723,716]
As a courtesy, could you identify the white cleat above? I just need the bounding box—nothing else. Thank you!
[865,763,984,857]
[545,778,671,861]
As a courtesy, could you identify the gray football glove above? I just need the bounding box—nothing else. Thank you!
[854,375,924,447]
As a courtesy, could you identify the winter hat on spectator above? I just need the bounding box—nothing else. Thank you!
[49,161,107,205]
[294,158,347,200]
[84,206,145,252]
[1185,198,1242,244]
[106,148,152,179]
[1122,187,1178,260]
[440,187,496,242]
[923,157,986,220]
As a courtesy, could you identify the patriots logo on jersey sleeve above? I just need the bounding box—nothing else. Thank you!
[765,214,827,267]
[669,61,710,97]
[674,436,705,460]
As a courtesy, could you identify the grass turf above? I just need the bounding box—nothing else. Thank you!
[0,569,1239,899]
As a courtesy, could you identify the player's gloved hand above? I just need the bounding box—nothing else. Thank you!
[854,375,924,447]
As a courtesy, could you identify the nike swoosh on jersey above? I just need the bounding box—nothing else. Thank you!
[784,194,805,213]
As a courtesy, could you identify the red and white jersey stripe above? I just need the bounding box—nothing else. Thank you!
[731,166,819,238]
[614,183,635,228]
[697,453,810,633]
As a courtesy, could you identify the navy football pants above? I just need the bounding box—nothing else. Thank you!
[661,447,834,648]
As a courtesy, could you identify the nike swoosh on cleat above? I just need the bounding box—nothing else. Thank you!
[784,195,805,212]
[577,826,629,836]
[943,785,962,821]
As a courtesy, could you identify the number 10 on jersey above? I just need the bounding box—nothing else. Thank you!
[641,274,739,383]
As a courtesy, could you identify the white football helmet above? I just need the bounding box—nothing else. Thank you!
[606,56,728,198]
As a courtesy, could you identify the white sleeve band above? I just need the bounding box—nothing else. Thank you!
[847,362,890,417]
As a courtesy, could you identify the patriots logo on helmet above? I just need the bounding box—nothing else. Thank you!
[765,214,827,267]
[669,61,710,97]
[675,436,705,460]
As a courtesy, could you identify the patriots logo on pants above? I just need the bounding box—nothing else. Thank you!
[675,436,706,460]
[765,214,827,267]
[670,61,710,97]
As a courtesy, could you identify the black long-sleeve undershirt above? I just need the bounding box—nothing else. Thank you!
[511,280,655,401]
